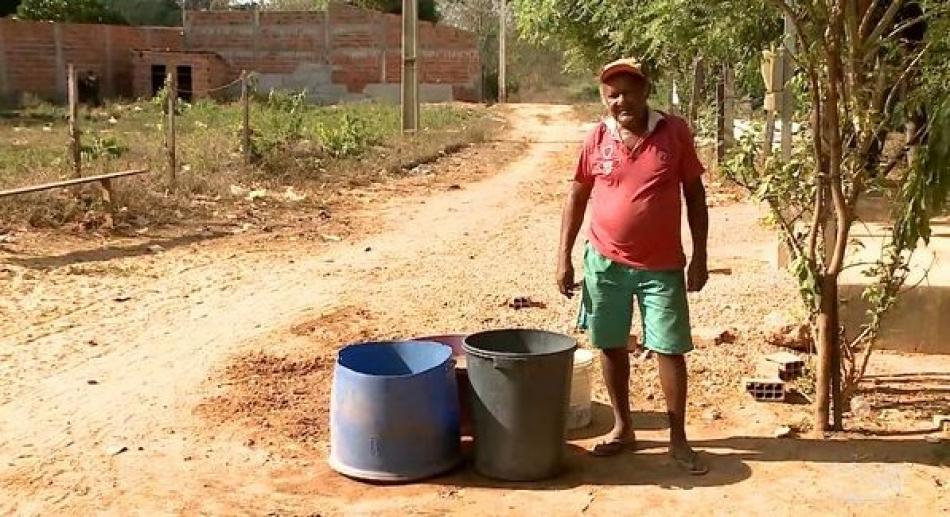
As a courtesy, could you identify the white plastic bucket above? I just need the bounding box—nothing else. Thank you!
[566,348,594,430]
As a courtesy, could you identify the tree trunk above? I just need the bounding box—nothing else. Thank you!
[814,274,838,433]
[831,283,843,430]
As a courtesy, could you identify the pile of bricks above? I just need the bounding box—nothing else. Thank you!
[741,352,806,402]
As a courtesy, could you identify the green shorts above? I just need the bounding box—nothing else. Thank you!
[577,243,693,355]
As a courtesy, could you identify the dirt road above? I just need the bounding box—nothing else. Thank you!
[1,105,947,515]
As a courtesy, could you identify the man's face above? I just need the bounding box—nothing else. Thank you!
[603,73,650,129]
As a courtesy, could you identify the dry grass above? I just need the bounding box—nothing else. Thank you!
[0,96,501,229]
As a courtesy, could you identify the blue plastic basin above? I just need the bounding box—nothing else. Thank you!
[329,341,461,482]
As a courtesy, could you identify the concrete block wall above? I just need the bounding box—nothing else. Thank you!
[0,4,480,105]
[184,3,481,103]
[0,19,182,103]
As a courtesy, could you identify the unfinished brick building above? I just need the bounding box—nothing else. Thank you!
[0,3,481,105]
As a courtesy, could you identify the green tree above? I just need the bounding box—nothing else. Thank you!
[17,0,125,23]
[512,0,782,100]
[1,1,23,17]
[723,0,949,433]
[104,0,181,26]
[348,0,441,22]
[514,0,950,434]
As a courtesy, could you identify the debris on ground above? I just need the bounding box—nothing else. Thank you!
[247,189,268,201]
[105,445,128,456]
[283,187,306,203]
[702,408,722,422]
[763,311,813,351]
[773,426,793,438]
[692,327,738,347]
[147,244,165,254]
[507,296,546,310]
[850,395,872,419]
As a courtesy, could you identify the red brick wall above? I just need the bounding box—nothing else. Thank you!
[0,19,182,103]
[0,5,480,104]
[185,4,481,101]
[132,51,232,101]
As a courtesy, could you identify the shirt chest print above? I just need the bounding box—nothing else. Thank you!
[598,144,618,175]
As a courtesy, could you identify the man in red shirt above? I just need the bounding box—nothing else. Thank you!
[557,58,709,474]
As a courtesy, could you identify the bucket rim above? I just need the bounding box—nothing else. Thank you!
[462,328,577,359]
[336,340,454,379]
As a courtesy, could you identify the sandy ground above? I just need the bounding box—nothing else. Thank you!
[0,104,947,516]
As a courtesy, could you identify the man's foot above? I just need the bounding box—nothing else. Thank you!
[590,428,637,457]
[669,443,708,475]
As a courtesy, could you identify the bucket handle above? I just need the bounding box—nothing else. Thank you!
[492,356,526,370]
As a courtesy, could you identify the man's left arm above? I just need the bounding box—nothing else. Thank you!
[683,177,708,292]
[677,116,708,292]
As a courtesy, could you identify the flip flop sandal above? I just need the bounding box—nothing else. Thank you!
[590,438,636,457]
[670,451,709,476]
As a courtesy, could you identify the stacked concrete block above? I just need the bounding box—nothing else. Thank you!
[742,378,786,401]
[765,351,805,380]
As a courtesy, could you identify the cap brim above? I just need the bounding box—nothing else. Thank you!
[600,65,646,83]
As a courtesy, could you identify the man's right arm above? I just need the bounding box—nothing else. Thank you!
[557,180,593,298]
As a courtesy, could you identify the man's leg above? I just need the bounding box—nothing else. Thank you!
[656,353,691,457]
[600,347,635,446]
[637,270,707,474]
[581,244,636,456]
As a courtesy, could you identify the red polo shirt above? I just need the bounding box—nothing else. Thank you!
[574,113,705,271]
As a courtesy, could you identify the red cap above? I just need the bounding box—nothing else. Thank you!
[600,58,647,83]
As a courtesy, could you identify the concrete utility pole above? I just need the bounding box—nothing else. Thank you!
[402,0,419,132]
[781,4,796,161]
[498,0,507,103]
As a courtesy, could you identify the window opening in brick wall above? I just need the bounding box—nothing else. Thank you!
[151,65,167,97]
[176,65,193,102]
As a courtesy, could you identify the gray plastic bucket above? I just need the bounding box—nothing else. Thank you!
[463,329,576,481]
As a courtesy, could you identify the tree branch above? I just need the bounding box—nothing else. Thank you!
[877,125,928,177]
[807,67,825,266]
[856,44,930,161]
[885,12,937,41]
[827,13,851,276]
[867,0,905,42]
[858,0,883,40]
[883,42,931,116]
[772,204,807,261]
[862,0,906,60]
[766,0,806,44]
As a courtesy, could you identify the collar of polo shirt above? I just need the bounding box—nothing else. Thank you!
[604,110,665,142]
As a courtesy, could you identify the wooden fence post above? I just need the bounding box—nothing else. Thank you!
[763,110,776,157]
[716,74,726,165]
[241,70,251,165]
[166,72,177,188]
[687,56,705,131]
[723,64,735,147]
[67,64,81,178]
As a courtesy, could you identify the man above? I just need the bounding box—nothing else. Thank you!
[556,58,709,475]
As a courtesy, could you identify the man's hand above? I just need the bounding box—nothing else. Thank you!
[557,260,579,298]
[686,258,708,292]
